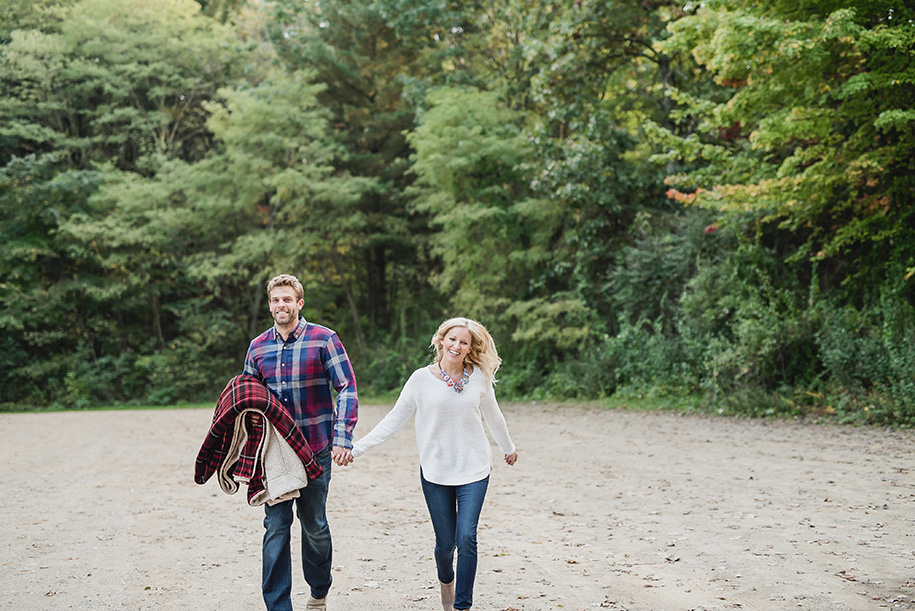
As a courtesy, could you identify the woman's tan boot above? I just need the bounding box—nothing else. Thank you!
[440,579,455,611]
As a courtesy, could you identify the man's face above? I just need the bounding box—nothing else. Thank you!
[268,285,303,328]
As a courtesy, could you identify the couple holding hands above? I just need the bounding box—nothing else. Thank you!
[243,274,518,611]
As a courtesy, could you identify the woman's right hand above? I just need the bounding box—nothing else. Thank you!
[333,447,354,467]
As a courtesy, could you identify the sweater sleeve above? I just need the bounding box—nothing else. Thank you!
[479,383,516,455]
[351,373,419,458]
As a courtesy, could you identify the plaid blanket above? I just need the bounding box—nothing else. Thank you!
[195,374,323,503]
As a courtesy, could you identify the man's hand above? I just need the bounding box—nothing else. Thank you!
[332,446,354,467]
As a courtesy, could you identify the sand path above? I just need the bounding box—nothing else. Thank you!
[1,403,913,610]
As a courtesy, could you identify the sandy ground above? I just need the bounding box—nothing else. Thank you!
[1,402,914,611]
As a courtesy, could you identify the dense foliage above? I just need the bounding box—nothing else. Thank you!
[1,0,912,424]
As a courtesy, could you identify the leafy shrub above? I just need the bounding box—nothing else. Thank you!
[601,316,697,393]
[677,238,819,394]
[134,299,246,406]
[354,332,431,397]
[816,288,915,425]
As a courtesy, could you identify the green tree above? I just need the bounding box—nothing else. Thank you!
[656,1,915,303]
[645,0,915,420]
[408,87,538,317]
[377,0,689,394]
[0,0,242,405]
[262,0,435,344]
[62,67,376,400]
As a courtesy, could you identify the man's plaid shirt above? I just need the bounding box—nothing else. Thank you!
[244,317,358,452]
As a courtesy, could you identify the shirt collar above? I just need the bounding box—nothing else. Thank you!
[273,317,307,342]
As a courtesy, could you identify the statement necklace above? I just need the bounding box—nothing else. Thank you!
[439,366,470,393]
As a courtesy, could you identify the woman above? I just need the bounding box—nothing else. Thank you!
[337,317,518,611]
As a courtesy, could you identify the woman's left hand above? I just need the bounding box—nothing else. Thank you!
[504,451,518,466]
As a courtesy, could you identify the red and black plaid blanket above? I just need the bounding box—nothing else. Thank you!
[195,374,323,503]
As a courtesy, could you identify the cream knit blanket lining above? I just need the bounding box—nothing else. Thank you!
[218,408,309,506]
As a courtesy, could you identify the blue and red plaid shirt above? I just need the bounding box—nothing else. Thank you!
[243,317,358,453]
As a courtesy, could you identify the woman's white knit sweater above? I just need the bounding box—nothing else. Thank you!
[351,366,516,486]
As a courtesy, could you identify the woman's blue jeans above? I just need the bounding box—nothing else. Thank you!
[420,471,490,610]
[262,447,333,611]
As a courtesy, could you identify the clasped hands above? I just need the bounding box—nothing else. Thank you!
[332,446,354,467]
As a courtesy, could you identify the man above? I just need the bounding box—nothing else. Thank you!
[244,274,358,611]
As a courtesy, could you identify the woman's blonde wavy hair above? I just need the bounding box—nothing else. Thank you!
[430,317,502,383]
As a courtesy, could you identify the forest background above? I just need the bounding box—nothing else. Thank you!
[1,0,913,425]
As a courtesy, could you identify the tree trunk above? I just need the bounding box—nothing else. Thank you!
[330,249,368,356]
[657,56,680,175]
[152,293,165,349]
[248,282,264,340]
[248,196,278,338]
[365,244,388,331]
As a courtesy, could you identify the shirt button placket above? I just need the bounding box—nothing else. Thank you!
[282,341,291,403]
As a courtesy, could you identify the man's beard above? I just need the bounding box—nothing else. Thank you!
[273,310,294,324]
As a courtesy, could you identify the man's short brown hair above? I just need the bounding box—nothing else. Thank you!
[266,274,304,302]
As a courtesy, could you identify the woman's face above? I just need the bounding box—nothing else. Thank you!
[441,326,473,367]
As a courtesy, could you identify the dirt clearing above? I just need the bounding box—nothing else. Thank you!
[2,403,913,610]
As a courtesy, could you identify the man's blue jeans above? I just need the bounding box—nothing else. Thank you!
[262,447,333,611]
[420,471,490,610]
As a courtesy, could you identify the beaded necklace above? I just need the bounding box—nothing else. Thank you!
[438,366,470,393]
